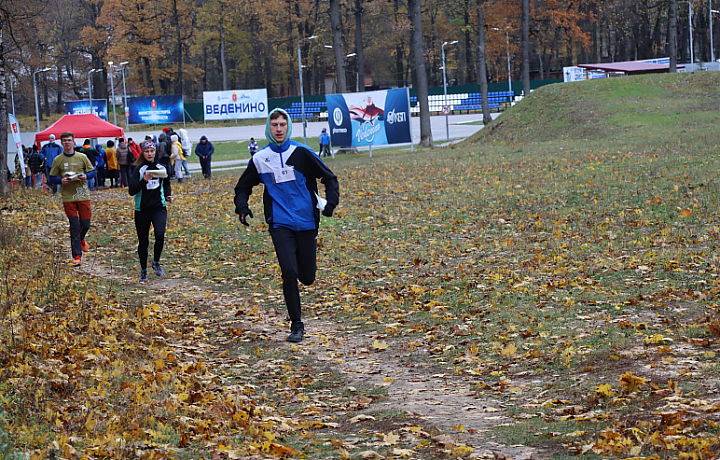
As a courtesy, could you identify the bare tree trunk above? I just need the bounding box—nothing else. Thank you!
[477,0,491,125]
[56,66,63,114]
[522,0,530,96]
[143,56,155,93]
[459,0,472,85]
[409,0,433,148]
[355,0,365,92]
[220,18,227,90]
[669,0,678,72]
[330,0,348,93]
[394,0,406,88]
[0,12,8,195]
[264,54,274,97]
[43,73,50,118]
[171,0,183,94]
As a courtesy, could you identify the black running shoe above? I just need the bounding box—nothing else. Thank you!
[286,321,304,343]
[152,261,165,276]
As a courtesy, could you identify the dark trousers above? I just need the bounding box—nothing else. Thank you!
[135,208,167,270]
[45,166,58,194]
[200,157,212,178]
[319,144,331,157]
[120,165,132,188]
[269,226,318,322]
[97,166,106,188]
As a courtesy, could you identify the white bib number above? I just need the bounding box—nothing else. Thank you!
[273,166,296,184]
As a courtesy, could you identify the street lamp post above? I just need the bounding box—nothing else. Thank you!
[491,28,512,94]
[108,61,117,125]
[690,2,695,64]
[87,68,101,116]
[33,67,52,132]
[119,62,130,132]
[505,30,512,93]
[712,7,720,62]
[345,53,357,91]
[324,46,358,92]
[441,40,458,142]
[298,34,318,145]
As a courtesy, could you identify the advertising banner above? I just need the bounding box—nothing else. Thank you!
[563,66,586,82]
[65,100,108,120]
[127,95,184,125]
[203,89,268,121]
[326,88,411,148]
[8,114,26,177]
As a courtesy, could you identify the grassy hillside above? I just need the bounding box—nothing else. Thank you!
[475,71,720,149]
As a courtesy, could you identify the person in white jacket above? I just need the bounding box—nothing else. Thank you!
[178,129,192,177]
[170,134,184,183]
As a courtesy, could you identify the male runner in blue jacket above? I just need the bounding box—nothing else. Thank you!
[234,108,340,342]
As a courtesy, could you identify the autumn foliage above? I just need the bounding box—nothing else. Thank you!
[2,72,720,459]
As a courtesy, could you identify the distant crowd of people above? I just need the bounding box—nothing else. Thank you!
[14,127,216,191]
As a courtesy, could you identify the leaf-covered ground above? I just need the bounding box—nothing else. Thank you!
[2,72,720,460]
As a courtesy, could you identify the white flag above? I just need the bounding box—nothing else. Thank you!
[8,114,26,178]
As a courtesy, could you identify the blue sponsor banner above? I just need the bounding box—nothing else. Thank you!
[326,88,411,147]
[65,100,108,121]
[127,95,184,125]
[203,89,268,120]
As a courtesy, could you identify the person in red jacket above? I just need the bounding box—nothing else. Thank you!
[127,138,142,160]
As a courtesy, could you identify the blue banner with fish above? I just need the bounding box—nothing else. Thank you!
[325,88,411,147]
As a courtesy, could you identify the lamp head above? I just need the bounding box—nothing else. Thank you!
[108,61,114,66]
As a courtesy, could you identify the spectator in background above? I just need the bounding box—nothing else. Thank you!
[105,140,120,188]
[156,133,171,177]
[248,137,258,156]
[195,135,214,179]
[14,148,26,184]
[27,145,45,188]
[318,128,332,157]
[178,129,192,178]
[128,138,142,161]
[117,138,131,188]
[40,134,63,195]
[95,144,106,188]
[79,140,97,191]
[170,134,185,183]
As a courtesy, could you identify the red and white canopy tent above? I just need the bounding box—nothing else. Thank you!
[35,114,124,146]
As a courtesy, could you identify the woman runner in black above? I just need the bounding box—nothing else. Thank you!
[128,141,173,281]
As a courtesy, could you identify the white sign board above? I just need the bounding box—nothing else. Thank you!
[203,89,268,121]
[563,66,586,82]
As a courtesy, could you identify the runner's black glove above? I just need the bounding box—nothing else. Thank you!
[322,204,335,218]
[239,208,253,226]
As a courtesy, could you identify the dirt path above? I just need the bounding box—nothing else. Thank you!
[300,317,539,460]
